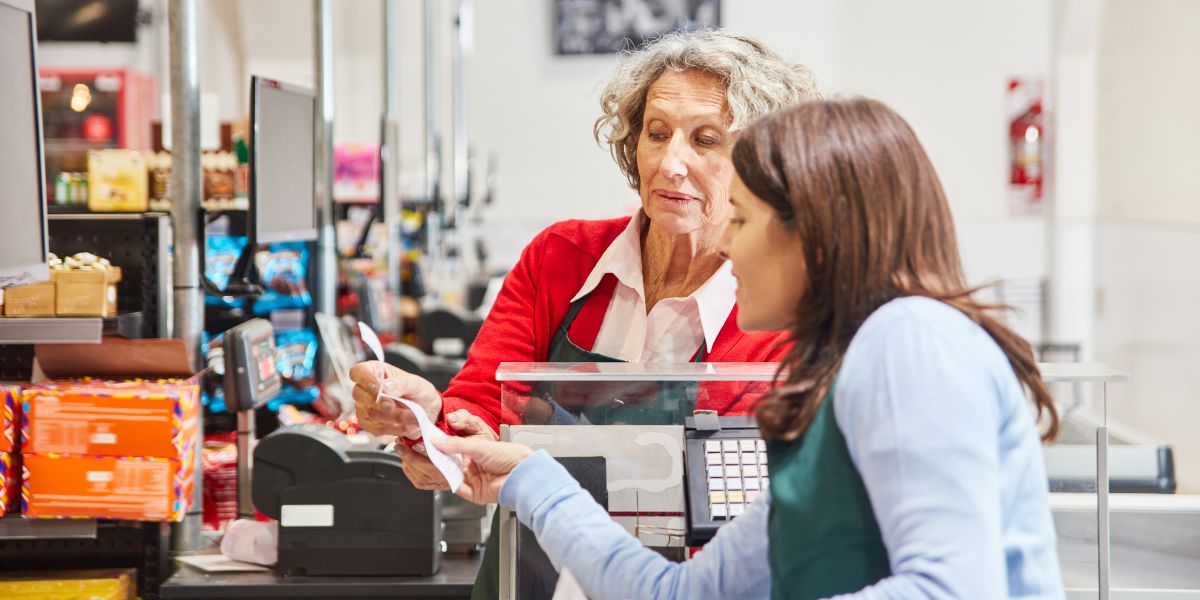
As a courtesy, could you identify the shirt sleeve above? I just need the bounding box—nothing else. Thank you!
[500,450,772,600]
[828,301,1009,600]
[434,228,550,435]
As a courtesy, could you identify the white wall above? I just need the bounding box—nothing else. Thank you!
[1088,0,1200,492]
[467,0,1053,225]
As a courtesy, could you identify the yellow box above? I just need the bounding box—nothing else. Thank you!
[0,568,136,599]
[3,281,56,316]
[52,267,122,317]
[87,149,148,212]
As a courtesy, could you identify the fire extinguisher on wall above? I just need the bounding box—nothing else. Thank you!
[1007,78,1044,211]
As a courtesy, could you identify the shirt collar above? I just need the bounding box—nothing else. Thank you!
[693,260,737,353]
[570,211,648,303]
[571,211,737,353]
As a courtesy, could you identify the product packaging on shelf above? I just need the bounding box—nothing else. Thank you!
[271,328,319,409]
[201,434,237,532]
[1,385,18,453]
[87,149,148,212]
[253,242,312,314]
[204,235,249,308]
[21,378,199,458]
[22,449,195,521]
[22,337,202,521]
[0,568,137,600]
[52,268,122,317]
[1,451,17,516]
[3,281,55,316]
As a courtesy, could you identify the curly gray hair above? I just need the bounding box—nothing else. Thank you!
[594,29,821,190]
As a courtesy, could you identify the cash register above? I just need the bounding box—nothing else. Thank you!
[252,425,442,577]
[224,320,442,577]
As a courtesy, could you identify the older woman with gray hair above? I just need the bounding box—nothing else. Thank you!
[349,28,819,597]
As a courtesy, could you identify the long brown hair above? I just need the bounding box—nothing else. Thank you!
[733,98,1059,442]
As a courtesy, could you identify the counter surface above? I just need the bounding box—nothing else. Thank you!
[159,552,482,599]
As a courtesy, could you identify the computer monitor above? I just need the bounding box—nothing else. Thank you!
[249,76,318,245]
[0,0,49,288]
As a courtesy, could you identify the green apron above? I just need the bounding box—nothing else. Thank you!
[766,388,891,599]
[471,291,705,599]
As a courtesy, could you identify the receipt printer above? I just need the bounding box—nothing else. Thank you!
[252,424,442,576]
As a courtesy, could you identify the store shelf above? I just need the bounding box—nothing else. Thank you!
[0,516,98,540]
[0,317,102,344]
[1039,362,1130,383]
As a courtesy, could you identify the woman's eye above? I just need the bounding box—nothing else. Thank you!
[648,131,668,142]
[696,136,719,147]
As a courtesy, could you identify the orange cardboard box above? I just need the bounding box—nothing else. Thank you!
[1,452,17,516]
[1,385,17,453]
[22,447,195,521]
[21,379,199,459]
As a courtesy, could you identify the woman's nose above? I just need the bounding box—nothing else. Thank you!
[660,134,689,179]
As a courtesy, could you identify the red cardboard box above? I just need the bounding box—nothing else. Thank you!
[21,379,199,459]
[22,446,195,521]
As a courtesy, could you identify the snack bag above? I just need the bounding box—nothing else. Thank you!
[270,328,319,410]
[253,243,312,314]
[205,235,250,308]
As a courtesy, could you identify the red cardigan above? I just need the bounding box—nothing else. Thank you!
[435,216,790,435]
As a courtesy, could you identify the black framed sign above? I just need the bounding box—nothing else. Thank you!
[555,0,720,55]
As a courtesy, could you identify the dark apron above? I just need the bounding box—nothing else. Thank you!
[766,387,891,599]
[471,292,705,599]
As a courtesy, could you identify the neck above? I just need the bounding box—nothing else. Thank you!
[641,220,725,308]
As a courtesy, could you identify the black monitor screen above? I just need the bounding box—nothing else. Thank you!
[35,0,137,43]
[250,76,317,244]
[0,0,50,287]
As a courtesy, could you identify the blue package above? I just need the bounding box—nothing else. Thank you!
[269,328,319,410]
[205,235,249,308]
[253,242,312,314]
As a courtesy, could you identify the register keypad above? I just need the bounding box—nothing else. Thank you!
[703,439,769,520]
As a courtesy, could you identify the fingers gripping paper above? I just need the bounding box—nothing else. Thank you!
[379,393,464,493]
[358,323,464,493]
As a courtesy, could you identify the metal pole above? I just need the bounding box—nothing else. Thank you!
[167,0,204,555]
[314,0,336,319]
[236,408,256,519]
[383,0,402,335]
[424,0,442,260]
[1042,1,1061,349]
[452,0,469,212]
[1097,383,1110,599]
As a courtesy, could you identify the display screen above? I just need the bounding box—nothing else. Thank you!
[35,0,137,43]
[252,77,317,244]
[252,337,278,393]
[0,0,49,287]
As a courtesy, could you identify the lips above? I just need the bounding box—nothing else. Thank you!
[654,189,699,203]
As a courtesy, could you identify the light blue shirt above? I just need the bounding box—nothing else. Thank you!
[499,297,1065,599]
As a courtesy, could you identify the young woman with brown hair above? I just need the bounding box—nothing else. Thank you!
[435,98,1066,599]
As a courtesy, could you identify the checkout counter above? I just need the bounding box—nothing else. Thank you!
[161,349,1197,599]
[161,319,482,599]
[492,362,778,600]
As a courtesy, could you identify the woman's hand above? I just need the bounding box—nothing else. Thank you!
[397,409,498,491]
[434,435,534,505]
[349,361,442,439]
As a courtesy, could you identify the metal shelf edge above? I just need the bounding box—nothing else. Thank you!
[0,317,103,344]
